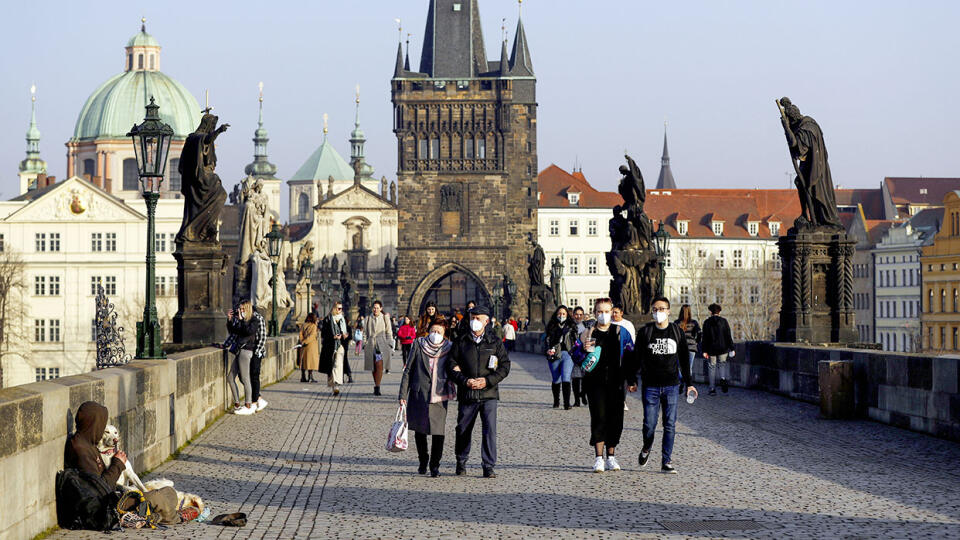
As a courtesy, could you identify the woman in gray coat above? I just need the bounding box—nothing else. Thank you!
[363,301,394,396]
[399,320,456,477]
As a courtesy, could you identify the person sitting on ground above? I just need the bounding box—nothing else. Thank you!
[64,401,125,485]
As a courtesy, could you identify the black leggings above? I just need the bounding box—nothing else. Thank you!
[584,380,625,449]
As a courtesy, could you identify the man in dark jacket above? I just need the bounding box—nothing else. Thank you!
[448,305,510,478]
[64,401,126,485]
[701,303,735,395]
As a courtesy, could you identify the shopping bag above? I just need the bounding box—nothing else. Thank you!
[385,404,408,452]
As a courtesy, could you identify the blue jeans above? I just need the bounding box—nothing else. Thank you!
[548,351,574,383]
[642,385,679,465]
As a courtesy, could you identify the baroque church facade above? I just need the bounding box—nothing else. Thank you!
[392,0,538,319]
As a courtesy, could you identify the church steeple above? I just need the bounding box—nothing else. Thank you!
[349,86,376,186]
[508,2,534,76]
[19,85,47,193]
[394,41,405,78]
[655,124,677,190]
[244,82,278,179]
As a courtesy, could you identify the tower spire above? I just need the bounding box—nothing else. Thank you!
[508,2,534,76]
[655,122,677,190]
[244,81,278,179]
[20,84,47,192]
[404,33,412,71]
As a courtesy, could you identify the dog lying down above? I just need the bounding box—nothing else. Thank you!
[99,424,205,514]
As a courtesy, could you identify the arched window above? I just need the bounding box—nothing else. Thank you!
[298,193,310,218]
[477,136,486,159]
[149,54,155,70]
[430,136,440,159]
[138,54,144,69]
[127,54,133,70]
[168,159,181,191]
[122,158,139,191]
[464,135,474,159]
[942,289,947,312]
[82,159,95,178]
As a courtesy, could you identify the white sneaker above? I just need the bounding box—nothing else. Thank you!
[256,397,268,411]
[593,456,605,473]
[235,405,256,416]
[606,456,621,471]
[623,403,629,411]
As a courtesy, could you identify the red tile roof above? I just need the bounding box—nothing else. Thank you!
[864,219,900,244]
[884,177,960,206]
[537,164,622,208]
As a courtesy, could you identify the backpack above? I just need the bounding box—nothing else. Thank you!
[702,316,726,352]
[55,468,121,531]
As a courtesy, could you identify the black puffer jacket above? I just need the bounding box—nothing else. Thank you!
[447,330,511,402]
[544,318,577,357]
[701,315,734,356]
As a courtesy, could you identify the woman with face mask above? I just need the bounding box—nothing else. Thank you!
[399,321,456,477]
[544,306,577,409]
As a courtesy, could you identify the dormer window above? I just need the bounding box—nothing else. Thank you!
[748,221,759,236]
[677,220,688,236]
[568,192,580,206]
[769,221,781,237]
[712,220,724,236]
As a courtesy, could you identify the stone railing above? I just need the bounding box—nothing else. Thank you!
[0,335,297,540]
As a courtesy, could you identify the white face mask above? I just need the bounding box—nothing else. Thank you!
[428,332,444,345]
[470,319,484,332]
[596,312,612,325]
[653,311,668,324]
[557,316,566,323]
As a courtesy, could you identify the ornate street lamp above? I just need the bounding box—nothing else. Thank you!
[303,258,314,317]
[128,97,173,359]
[653,222,671,298]
[265,223,283,336]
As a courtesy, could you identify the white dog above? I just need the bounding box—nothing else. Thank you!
[98,424,148,492]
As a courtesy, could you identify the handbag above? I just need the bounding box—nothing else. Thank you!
[385,404,408,452]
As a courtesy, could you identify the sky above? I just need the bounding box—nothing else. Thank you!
[2,0,959,213]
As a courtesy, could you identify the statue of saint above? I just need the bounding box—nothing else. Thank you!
[618,154,646,214]
[528,234,546,287]
[176,113,229,243]
[777,97,842,229]
[237,177,269,265]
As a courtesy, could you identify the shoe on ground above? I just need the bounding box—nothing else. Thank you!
[256,397,268,411]
[564,404,572,410]
[374,386,382,396]
[455,463,466,476]
[235,405,256,416]
[661,463,677,474]
[333,388,340,396]
[623,403,629,411]
[709,389,718,396]
[347,375,354,383]
[483,469,497,479]
[606,456,621,471]
[418,463,427,475]
[593,456,605,473]
[638,448,651,468]
[430,468,441,478]
[721,378,729,393]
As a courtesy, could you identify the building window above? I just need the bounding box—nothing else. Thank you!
[588,220,598,236]
[955,289,958,313]
[137,53,144,69]
[680,286,690,305]
[568,256,579,275]
[955,328,959,350]
[665,249,672,268]
[549,220,559,236]
[697,286,708,306]
[170,276,178,296]
[50,233,61,252]
[941,327,946,349]
[477,138,486,159]
[34,276,46,296]
[91,233,102,252]
[587,257,598,275]
[167,158,181,192]
[712,221,724,236]
[568,297,579,308]
[929,289,935,313]
[677,221,688,236]
[569,220,579,236]
[35,233,46,252]
[716,250,725,268]
[156,276,166,297]
[733,250,743,268]
[50,320,61,342]
[0,233,4,252]
[50,276,60,296]
[91,276,102,295]
[942,289,947,312]
[155,233,167,253]
[106,276,117,296]
[418,139,428,159]
[35,368,46,382]
[123,158,139,191]
[430,138,440,159]
[769,222,780,236]
[106,233,117,252]
[568,193,580,206]
[698,249,707,260]
[149,54,155,70]
[298,193,310,218]
[715,287,725,304]
[748,222,758,236]
[34,320,46,342]
[464,136,475,159]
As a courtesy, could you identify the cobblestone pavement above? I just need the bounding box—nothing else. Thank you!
[55,350,960,539]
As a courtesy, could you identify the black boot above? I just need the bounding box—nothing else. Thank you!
[579,379,588,405]
[374,386,381,396]
[572,378,581,407]
[551,383,561,408]
[300,369,308,383]
[562,382,572,410]
[308,371,317,382]
[415,433,428,474]
[429,435,444,477]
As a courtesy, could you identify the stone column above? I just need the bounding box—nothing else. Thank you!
[173,242,229,344]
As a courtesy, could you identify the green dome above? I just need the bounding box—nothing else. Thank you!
[127,30,159,48]
[72,70,201,141]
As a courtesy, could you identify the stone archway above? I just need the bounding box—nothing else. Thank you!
[407,263,490,318]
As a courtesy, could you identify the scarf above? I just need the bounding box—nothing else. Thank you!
[418,337,455,402]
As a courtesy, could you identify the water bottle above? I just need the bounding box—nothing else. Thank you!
[686,388,696,405]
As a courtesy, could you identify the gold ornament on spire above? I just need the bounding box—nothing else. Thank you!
[258,81,264,102]
[30,84,36,102]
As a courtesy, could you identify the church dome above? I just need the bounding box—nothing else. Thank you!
[71,24,200,142]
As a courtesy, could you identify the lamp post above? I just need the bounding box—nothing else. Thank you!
[265,223,283,336]
[653,222,671,298]
[128,97,173,359]
[492,280,504,321]
[303,258,314,318]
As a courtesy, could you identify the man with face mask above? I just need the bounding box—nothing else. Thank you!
[447,305,511,478]
[635,296,696,474]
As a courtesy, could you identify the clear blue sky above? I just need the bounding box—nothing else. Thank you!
[2,0,959,211]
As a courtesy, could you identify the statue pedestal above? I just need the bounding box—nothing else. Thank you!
[776,228,857,344]
[527,284,555,332]
[173,242,229,345]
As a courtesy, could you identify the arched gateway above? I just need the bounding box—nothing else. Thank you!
[407,263,490,318]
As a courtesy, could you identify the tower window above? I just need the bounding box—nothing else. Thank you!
[477,138,486,159]
[430,138,440,159]
[418,139,428,159]
[138,54,144,69]
[298,193,310,219]
[464,136,474,159]
[122,158,139,190]
[127,54,133,70]
[169,159,181,191]
[149,54,155,70]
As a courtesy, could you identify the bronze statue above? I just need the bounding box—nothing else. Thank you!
[618,154,646,213]
[528,234,545,287]
[176,113,229,243]
[777,97,842,229]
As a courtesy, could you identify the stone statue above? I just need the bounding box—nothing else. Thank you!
[618,155,646,214]
[339,264,355,310]
[390,181,397,204]
[381,176,388,198]
[777,97,842,230]
[320,254,329,272]
[528,235,546,287]
[384,253,392,271]
[352,229,363,250]
[393,256,399,274]
[331,254,340,274]
[176,113,229,243]
[297,241,315,280]
[237,177,269,266]
[327,175,335,199]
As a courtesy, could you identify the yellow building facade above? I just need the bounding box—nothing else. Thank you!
[920,190,960,352]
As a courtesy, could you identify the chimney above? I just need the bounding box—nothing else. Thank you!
[45,176,56,187]
[92,175,102,189]
[104,178,112,193]
[34,173,47,191]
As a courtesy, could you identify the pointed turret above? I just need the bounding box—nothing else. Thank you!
[244,82,278,179]
[419,0,488,78]
[394,41,405,78]
[404,34,412,71]
[349,87,376,187]
[508,12,534,76]
[655,126,677,190]
[19,85,47,193]
[499,36,510,75]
